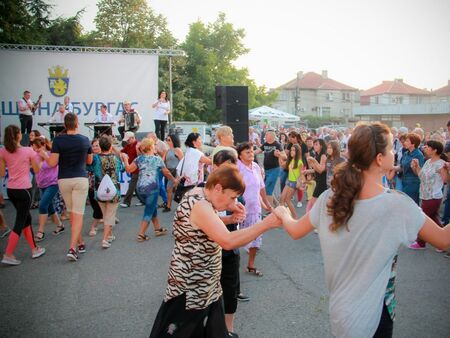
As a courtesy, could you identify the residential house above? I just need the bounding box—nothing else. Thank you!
[273,70,360,119]
[354,78,449,131]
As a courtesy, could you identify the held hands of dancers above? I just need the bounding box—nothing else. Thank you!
[230,202,246,223]
[273,206,292,223]
[261,212,283,229]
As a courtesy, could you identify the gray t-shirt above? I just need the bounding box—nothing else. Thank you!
[309,189,425,338]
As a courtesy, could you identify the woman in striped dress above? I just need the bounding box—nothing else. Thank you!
[150,164,281,337]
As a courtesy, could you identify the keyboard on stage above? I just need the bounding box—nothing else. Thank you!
[84,122,115,127]
[37,122,64,127]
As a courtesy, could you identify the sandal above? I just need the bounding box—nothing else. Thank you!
[155,228,168,237]
[246,266,263,277]
[89,228,97,237]
[34,231,45,242]
[53,225,65,235]
[137,234,150,242]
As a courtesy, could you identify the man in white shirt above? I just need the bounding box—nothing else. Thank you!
[18,90,40,135]
[118,101,141,140]
[49,104,67,139]
[94,104,115,136]
[64,96,73,113]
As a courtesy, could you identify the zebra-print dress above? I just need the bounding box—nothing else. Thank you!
[164,188,223,310]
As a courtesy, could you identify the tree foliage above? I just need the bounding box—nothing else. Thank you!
[180,13,276,123]
[93,0,176,48]
[302,115,345,129]
[0,0,52,44]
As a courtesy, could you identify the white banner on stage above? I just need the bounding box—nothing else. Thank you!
[0,49,159,138]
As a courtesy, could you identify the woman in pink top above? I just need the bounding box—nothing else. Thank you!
[0,125,45,266]
[237,142,272,277]
[31,137,64,242]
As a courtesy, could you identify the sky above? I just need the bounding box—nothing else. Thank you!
[48,0,450,91]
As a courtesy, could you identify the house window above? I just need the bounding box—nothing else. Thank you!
[342,92,351,101]
[322,107,331,117]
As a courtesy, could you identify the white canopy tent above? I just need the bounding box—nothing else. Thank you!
[249,105,300,123]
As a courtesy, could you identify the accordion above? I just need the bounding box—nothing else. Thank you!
[124,112,138,131]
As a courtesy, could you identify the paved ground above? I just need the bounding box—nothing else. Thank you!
[0,198,449,338]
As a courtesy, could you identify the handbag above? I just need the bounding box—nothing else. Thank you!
[173,156,196,203]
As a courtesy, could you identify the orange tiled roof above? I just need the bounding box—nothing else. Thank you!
[278,72,357,91]
[434,82,450,96]
[361,80,431,96]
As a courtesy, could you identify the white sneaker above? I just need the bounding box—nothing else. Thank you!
[32,247,46,259]
[107,235,116,243]
[1,255,21,265]
[135,202,143,206]
[297,202,303,208]
[102,240,111,249]
[120,203,129,208]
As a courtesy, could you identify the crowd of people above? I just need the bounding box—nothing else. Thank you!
[1,100,450,337]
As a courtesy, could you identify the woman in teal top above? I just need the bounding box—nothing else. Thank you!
[398,133,424,205]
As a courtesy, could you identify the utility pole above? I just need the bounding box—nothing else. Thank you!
[169,56,173,124]
[295,71,300,115]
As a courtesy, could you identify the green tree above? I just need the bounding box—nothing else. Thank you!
[0,0,52,44]
[302,115,345,129]
[180,13,276,123]
[93,0,176,49]
[46,10,85,46]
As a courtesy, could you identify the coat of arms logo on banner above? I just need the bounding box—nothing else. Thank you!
[48,65,69,97]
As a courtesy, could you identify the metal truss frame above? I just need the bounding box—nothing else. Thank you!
[0,44,185,57]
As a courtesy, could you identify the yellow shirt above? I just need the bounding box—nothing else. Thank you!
[306,180,316,200]
[288,159,303,182]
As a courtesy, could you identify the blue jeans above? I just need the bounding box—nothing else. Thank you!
[402,178,420,205]
[279,169,288,194]
[264,167,280,196]
[442,186,450,224]
[39,184,59,215]
[138,189,159,222]
[159,172,168,204]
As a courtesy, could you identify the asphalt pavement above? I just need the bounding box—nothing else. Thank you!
[0,197,449,338]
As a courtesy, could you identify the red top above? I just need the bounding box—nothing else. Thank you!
[121,141,139,174]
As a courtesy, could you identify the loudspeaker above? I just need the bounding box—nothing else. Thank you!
[215,86,249,144]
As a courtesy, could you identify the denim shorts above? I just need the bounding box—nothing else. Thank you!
[264,167,280,196]
[286,180,296,189]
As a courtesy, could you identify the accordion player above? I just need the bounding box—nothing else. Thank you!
[118,101,141,140]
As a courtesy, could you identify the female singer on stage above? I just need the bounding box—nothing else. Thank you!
[152,90,170,141]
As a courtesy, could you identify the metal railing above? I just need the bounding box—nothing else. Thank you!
[353,102,450,116]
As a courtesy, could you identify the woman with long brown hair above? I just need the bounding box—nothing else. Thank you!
[279,143,303,218]
[274,122,450,338]
[0,125,45,265]
[325,140,345,188]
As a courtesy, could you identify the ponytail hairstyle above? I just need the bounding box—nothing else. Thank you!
[425,140,447,161]
[327,122,391,231]
[30,136,52,151]
[287,144,302,169]
[4,125,20,153]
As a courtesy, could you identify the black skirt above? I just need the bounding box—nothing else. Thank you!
[150,294,228,338]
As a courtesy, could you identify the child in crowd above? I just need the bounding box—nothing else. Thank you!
[31,137,64,241]
[304,172,316,213]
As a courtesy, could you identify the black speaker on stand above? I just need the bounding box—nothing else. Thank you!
[215,86,249,144]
